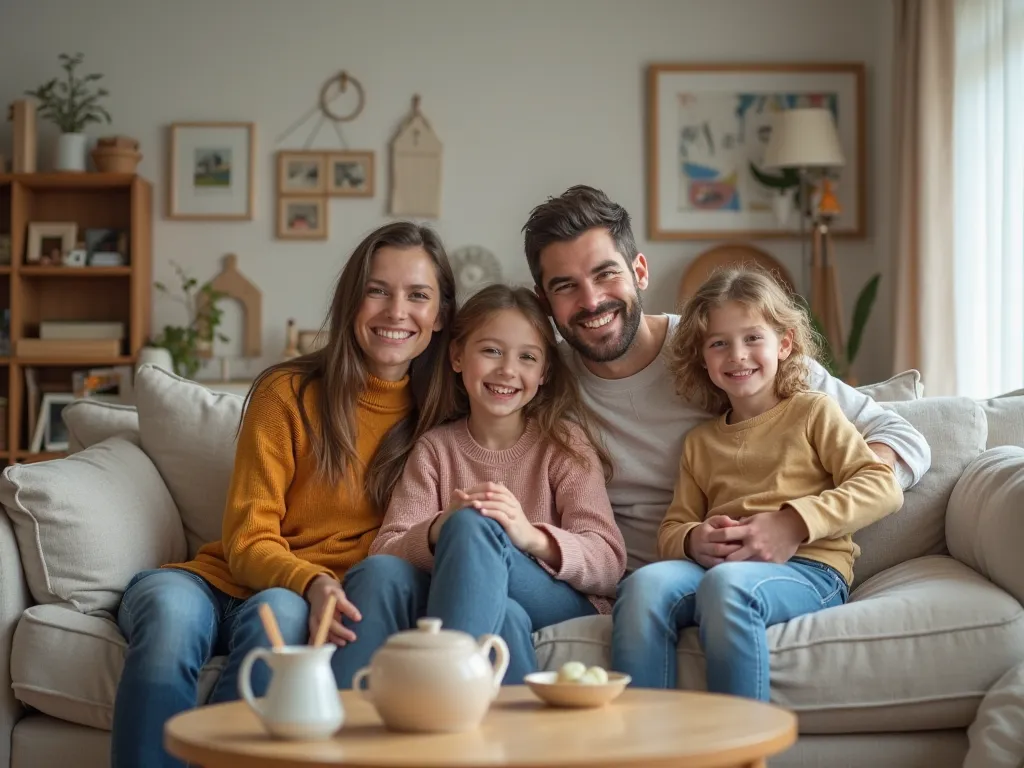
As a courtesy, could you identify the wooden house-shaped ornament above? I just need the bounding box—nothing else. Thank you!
[389,95,442,218]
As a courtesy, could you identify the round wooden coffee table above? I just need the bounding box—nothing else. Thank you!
[165,686,796,768]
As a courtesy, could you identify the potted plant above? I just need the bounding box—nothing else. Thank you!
[25,52,112,172]
[801,273,881,384]
[145,262,229,379]
[749,162,802,227]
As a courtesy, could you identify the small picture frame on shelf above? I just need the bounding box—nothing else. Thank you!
[277,197,326,240]
[30,392,75,453]
[26,222,77,264]
[84,228,128,266]
[167,121,256,221]
[327,151,374,197]
[277,151,326,195]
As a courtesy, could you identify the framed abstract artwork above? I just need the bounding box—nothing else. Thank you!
[167,122,256,220]
[646,63,865,240]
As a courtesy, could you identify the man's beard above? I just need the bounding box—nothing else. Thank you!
[556,291,643,364]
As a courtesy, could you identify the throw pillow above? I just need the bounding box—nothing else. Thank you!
[851,396,987,588]
[0,436,186,616]
[856,370,923,402]
[133,364,245,557]
[976,388,1024,450]
[62,398,139,452]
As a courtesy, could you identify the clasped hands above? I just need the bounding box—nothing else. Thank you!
[685,506,810,569]
[428,481,547,556]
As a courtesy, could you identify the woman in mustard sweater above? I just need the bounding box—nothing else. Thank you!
[110,221,456,768]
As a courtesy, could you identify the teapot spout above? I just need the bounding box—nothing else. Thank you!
[477,634,510,695]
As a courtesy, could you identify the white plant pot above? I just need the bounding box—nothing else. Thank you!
[772,190,795,228]
[56,133,88,172]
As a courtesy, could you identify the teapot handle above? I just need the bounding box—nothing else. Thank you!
[478,634,510,696]
[237,647,272,719]
[351,666,374,702]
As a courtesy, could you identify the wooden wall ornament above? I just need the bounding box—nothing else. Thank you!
[388,95,442,218]
[197,253,263,361]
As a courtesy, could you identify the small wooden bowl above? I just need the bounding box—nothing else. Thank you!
[524,671,631,708]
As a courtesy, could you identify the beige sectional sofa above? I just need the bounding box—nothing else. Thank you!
[1,364,1024,768]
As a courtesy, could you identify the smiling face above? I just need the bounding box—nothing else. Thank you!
[450,308,547,424]
[536,228,647,363]
[353,245,443,381]
[702,300,793,416]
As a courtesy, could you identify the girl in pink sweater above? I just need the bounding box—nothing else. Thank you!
[337,284,626,685]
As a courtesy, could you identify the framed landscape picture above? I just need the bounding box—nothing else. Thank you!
[167,122,256,220]
[646,62,865,240]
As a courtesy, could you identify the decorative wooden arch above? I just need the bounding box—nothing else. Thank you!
[677,243,795,309]
[197,253,262,358]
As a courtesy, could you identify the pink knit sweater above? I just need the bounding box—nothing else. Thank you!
[370,418,627,613]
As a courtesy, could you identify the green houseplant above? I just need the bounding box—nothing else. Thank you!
[25,52,112,172]
[147,263,229,379]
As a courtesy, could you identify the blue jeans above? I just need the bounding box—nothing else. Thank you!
[332,508,598,687]
[110,568,310,768]
[611,557,848,700]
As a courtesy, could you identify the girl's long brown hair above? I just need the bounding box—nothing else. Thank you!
[449,284,613,481]
[666,266,819,415]
[243,221,457,513]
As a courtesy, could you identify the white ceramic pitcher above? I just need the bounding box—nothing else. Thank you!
[238,644,343,740]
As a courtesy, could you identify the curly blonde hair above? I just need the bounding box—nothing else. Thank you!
[666,266,820,415]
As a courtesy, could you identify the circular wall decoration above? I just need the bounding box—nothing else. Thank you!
[451,245,502,301]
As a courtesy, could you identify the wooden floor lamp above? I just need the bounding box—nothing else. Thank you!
[760,107,847,358]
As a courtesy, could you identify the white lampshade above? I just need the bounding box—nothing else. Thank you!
[761,107,845,170]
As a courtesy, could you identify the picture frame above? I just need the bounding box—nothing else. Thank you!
[167,122,256,221]
[327,151,375,197]
[646,62,866,240]
[30,392,75,453]
[277,151,327,195]
[277,196,327,240]
[26,222,77,264]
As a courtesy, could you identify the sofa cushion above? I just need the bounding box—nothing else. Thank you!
[850,396,987,586]
[977,389,1024,449]
[534,556,1024,733]
[134,364,244,557]
[947,446,1024,607]
[62,399,140,452]
[0,436,186,616]
[10,604,223,731]
[857,370,923,402]
[964,660,1024,768]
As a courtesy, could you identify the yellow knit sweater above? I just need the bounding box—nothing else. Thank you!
[169,371,412,599]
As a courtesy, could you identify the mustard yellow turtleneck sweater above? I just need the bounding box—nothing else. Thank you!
[168,370,412,599]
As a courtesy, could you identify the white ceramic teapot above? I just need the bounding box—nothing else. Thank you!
[238,644,343,740]
[352,617,509,733]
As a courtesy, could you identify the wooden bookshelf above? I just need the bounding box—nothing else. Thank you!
[0,172,152,465]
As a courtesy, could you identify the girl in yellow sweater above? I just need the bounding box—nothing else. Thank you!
[611,267,904,699]
[110,221,457,768]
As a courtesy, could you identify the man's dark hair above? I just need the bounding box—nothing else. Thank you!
[522,185,638,288]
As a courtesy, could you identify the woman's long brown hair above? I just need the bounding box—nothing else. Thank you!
[243,221,457,513]
[449,284,613,481]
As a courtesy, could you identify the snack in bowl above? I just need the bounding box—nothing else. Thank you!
[525,662,631,708]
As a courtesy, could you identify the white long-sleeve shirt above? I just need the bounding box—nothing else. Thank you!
[560,314,932,571]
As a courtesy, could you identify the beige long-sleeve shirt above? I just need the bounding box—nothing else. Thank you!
[657,391,905,584]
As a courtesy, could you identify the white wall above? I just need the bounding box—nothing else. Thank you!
[0,0,895,384]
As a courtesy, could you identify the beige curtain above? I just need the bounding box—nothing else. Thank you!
[890,0,957,394]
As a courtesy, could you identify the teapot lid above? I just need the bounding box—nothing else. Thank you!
[386,618,477,651]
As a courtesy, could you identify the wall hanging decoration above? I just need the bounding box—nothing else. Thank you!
[273,70,375,239]
[450,245,501,304]
[646,62,864,241]
[167,121,256,221]
[388,95,442,218]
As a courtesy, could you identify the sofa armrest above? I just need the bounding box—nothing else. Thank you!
[0,508,30,766]
[947,446,1024,605]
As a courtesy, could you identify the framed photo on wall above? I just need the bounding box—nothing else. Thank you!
[167,122,256,220]
[646,62,865,240]
[327,151,374,197]
[277,197,327,240]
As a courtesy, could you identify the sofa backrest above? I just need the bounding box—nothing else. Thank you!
[59,366,1022,588]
